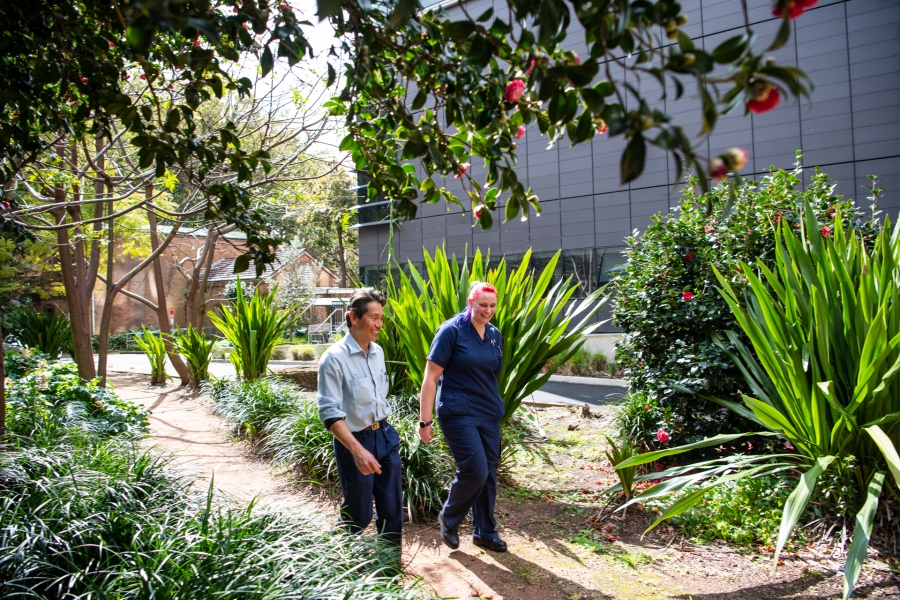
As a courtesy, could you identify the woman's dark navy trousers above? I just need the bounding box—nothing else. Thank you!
[440,417,501,541]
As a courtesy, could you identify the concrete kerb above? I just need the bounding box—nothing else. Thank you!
[547,374,629,388]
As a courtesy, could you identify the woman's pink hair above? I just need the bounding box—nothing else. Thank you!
[467,281,497,305]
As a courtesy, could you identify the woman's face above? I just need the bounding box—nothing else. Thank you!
[469,292,497,326]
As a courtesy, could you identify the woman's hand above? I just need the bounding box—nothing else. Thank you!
[418,424,434,444]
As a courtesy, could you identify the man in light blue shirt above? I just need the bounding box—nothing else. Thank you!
[317,288,402,547]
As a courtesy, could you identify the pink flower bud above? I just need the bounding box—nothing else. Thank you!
[192,39,201,47]
[708,157,728,182]
[682,291,693,301]
[821,226,833,237]
[573,52,581,65]
[454,162,470,179]
[704,226,712,233]
[504,79,525,103]
[525,59,535,76]
[724,147,748,171]
[515,125,526,139]
[1,201,10,210]
[139,74,147,80]
[657,430,670,443]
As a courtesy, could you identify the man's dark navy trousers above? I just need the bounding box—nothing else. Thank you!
[333,422,403,546]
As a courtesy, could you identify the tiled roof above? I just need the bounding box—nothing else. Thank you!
[204,255,285,282]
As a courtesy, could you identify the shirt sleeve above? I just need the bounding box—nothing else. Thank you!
[316,352,346,426]
[426,320,457,368]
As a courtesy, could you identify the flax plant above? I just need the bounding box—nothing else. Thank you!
[613,201,900,599]
[387,246,607,424]
[173,325,216,389]
[5,307,72,358]
[133,325,169,385]
[209,280,296,381]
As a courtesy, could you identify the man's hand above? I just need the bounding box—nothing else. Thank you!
[418,424,433,444]
[353,447,382,475]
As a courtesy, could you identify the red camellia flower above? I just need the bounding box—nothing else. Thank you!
[515,125,526,139]
[682,291,694,301]
[657,430,671,443]
[192,39,201,47]
[596,119,609,134]
[773,0,817,20]
[684,252,695,261]
[708,157,728,182]
[1,201,10,210]
[454,162,470,179]
[504,79,525,103]
[821,226,833,237]
[748,82,780,113]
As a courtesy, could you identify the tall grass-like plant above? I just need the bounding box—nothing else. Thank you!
[173,325,216,389]
[5,307,71,357]
[209,279,296,381]
[604,436,639,500]
[388,246,607,423]
[133,326,169,385]
[614,202,900,599]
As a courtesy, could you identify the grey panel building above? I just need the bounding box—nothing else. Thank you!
[356,0,900,330]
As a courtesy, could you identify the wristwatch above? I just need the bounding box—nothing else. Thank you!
[419,420,433,428]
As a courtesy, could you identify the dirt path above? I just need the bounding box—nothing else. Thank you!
[115,376,899,600]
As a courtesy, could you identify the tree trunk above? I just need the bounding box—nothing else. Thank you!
[185,225,217,330]
[55,207,97,381]
[96,192,116,386]
[147,192,190,386]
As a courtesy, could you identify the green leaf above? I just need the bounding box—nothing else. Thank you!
[620,134,646,184]
[711,34,751,64]
[326,63,336,87]
[233,254,250,274]
[580,88,605,114]
[412,89,428,110]
[864,426,900,489]
[843,472,885,600]
[774,456,835,567]
[614,432,771,470]
[260,46,274,77]
[676,30,694,52]
[316,0,342,19]
[768,15,792,51]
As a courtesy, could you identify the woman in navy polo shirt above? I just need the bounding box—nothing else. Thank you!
[418,281,507,552]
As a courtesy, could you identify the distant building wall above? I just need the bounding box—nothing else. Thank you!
[356,0,900,331]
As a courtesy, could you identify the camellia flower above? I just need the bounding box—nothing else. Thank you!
[504,79,525,103]
[748,82,780,113]
[773,0,817,20]
[724,147,748,171]
[657,430,671,443]
[1,201,10,210]
[708,157,728,182]
[684,252,695,261]
[454,162,470,179]
[79,75,88,85]
[596,119,609,134]
[821,225,833,237]
[192,39,202,47]
[515,125,526,139]
[473,204,484,219]
[682,291,694,301]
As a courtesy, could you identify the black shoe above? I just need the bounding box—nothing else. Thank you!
[438,512,459,549]
[473,537,507,552]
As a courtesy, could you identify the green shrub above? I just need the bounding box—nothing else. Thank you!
[614,392,673,452]
[613,162,880,445]
[546,347,609,377]
[173,325,216,389]
[4,307,71,357]
[3,347,52,378]
[645,472,798,547]
[290,344,317,361]
[133,325,170,385]
[616,200,899,599]
[209,280,296,381]
[206,378,455,518]
[0,438,417,599]
[5,361,149,442]
[388,246,607,424]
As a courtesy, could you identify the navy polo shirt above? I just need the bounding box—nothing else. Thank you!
[427,313,504,421]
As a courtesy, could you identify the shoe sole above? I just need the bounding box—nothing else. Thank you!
[472,540,507,552]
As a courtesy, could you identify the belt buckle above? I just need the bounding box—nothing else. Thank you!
[371,421,380,430]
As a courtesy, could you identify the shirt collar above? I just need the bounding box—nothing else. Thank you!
[344,333,378,356]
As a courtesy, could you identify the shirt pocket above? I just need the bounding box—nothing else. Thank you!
[437,387,469,418]
[349,374,377,410]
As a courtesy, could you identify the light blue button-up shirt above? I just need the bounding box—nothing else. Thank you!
[316,334,391,432]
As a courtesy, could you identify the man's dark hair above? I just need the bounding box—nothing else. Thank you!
[345,288,386,328]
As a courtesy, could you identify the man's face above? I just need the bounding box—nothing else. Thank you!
[351,301,384,343]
